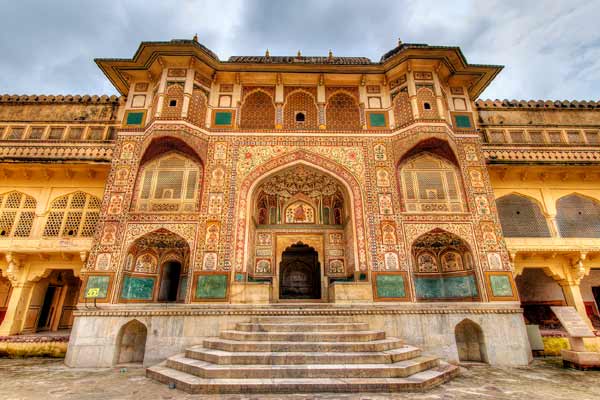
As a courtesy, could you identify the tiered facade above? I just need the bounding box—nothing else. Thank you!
[0,38,598,369]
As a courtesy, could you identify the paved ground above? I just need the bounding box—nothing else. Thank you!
[0,357,599,400]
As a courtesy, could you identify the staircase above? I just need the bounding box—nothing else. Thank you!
[146,316,459,394]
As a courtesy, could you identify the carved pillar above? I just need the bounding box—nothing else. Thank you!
[275,103,283,129]
[153,64,169,119]
[318,103,326,130]
[406,70,419,120]
[0,253,32,336]
[558,254,593,329]
[181,67,195,119]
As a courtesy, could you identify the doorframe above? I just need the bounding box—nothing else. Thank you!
[274,233,326,302]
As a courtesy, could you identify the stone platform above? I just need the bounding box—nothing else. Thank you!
[146,316,459,394]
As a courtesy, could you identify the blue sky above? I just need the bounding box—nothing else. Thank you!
[1,0,599,100]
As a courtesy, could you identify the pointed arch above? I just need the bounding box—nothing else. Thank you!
[398,151,465,213]
[120,228,190,303]
[43,191,100,238]
[240,89,276,129]
[496,193,551,237]
[411,229,480,301]
[0,191,37,238]
[455,319,487,363]
[235,150,368,274]
[556,193,600,237]
[115,319,147,365]
[326,91,361,130]
[283,89,319,129]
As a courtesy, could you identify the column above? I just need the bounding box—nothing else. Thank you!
[0,282,34,335]
[406,70,419,120]
[181,67,195,119]
[153,67,169,119]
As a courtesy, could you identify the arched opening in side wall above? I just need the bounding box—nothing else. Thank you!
[455,319,487,363]
[116,319,147,365]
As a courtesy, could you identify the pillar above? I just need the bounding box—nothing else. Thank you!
[181,67,195,119]
[0,282,34,335]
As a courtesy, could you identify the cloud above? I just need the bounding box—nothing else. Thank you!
[0,0,598,99]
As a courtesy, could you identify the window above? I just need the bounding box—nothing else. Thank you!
[556,194,600,238]
[136,153,201,212]
[169,99,177,107]
[43,192,100,238]
[496,194,551,237]
[423,102,431,110]
[0,192,36,237]
[400,153,464,212]
[295,112,306,122]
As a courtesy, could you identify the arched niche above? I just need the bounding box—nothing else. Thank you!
[455,319,487,363]
[412,229,480,301]
[398,150,466,213]
[283,90,319,130]
[240,90,275,129]
[326,91,361,130]
[120,229,190,303]
[496,194,551,237]
[115,319,147,365]
[132,137,204,213]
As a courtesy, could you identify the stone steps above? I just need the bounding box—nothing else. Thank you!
[146,316,459,393]
[146,362,459,394]
[186,345,422,365]
[202,337,405,352]
[166,353,440,379]
[235,322,370,332]
[220,329,385,342]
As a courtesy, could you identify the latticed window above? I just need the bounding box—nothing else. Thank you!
[496,194,551,237]
[0,192,37,238]
[42,192,101,238]
[400,153,464,212]
[556,194,600,238]
[136,153,201,212]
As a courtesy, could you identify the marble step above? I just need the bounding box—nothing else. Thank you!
[219,329,386,342]
[250,316,358,323]
[146,362,460,394]
[166,353,439,379]
[235,322,370,332]
[186,345,422,365]
[203,337,405,353]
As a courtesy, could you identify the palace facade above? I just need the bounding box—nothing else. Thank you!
[0,38,599,380]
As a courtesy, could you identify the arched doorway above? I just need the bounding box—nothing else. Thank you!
[158,261,182,302]
[116,319,147,365]
[279,242,321,300]
[455,319,487,363]
[120,229,190,303]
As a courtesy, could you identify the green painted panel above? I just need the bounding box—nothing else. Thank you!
[490,275,513,297]
[214,111,232,126]
[178,276,188,301]
[455,115,472,128]
[369,113,386,127]
[121,275,155,300]
[376,274,405,298]
[84,275,109,298]
[415,274,478,299]
[126,112,144,126]
[196,274,228,299]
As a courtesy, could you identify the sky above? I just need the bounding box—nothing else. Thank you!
[1,0,599,100]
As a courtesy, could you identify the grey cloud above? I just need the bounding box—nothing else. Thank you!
[0,0,598,99]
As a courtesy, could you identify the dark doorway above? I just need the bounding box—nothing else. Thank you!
[158,261,181,302]
[37,286,59,330]
[279,242,321,300]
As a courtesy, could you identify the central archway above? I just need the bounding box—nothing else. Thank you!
[279,242,321,300]
[237,154,367,302]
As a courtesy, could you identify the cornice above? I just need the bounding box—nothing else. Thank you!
[0,141,114,162]
[483,145,600,164]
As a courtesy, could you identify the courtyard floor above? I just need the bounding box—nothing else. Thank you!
[0,357,599,400]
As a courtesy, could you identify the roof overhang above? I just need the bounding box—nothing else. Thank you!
[96,40,503,98]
